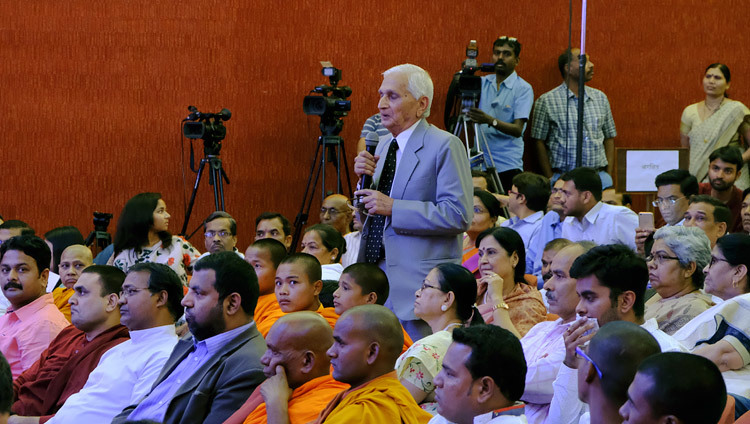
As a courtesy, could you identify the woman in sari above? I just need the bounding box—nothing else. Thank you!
[681,63,750,189]
[462,189,501,275]
[109,192,200,285]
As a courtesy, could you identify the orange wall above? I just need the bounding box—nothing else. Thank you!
[1,0,747,249]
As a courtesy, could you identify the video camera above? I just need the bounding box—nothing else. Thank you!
[457,40,496,111]
[182,107,232,155]
[303,62,352,136]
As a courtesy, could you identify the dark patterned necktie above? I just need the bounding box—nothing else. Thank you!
[364,139,399,263]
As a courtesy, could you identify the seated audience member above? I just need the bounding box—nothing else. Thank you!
[312,305,433,423]
[540,239,573,284]
[546,244,686,424]
[673,233,750,395]
[43,227,85,292]
[644,226,714,335]
[521,243,591,424]
[109,193,200,285]
[577,322,661,424]
[245,238,287,332]
[635,169,698,254]
[257,253,339,337]
[699,146,745,233]
[620,352,727,424]
[476,228,546,336]
[341,209,363,268]
[11,265,129,421]
[529,178,567,281]
[0,222,36,316]
[396,264,483,413]
[223,312,348,424]
[742,187,750,234]
[113,251,267,424]
[255,212,293,251]
[1,354,10,424]
[301,224,346,281]
[198,211,242,259]
[559,167,638,250]
[472,169,491,192]
[601,188,632,209]
[462,189,502,276]
[683,194,731,247]
[332,263,413,354]
[48,263,183,423]
[320,194,353,236]
[0,236,69,378]
[501,172,550,273]
[51,245,93,321]
[431,325,528,424]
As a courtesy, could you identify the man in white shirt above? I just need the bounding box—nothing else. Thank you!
[47,262,184,423]
[501,172,549,274]
[431,325,527,424]
[559,167,638,250]
[520,243,591,424]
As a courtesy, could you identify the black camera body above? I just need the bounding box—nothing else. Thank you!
[303,63,352,136]
[182,108,232,155]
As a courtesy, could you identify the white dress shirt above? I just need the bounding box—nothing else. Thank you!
[561,202,638,250]
[47,324,179,424]
[341,231,361,268]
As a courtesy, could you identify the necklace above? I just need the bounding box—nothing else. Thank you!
[705,98,724,113]
[442,322,462,332]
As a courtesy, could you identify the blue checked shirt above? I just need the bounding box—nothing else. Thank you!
[531,83,616,172]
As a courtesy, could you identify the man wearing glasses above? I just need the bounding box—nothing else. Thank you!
[198,211,243,260]
[319,194,353,237]
[466,36,534,194]
[501,172,550,274]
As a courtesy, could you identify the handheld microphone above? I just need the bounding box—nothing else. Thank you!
[361,132,380,189]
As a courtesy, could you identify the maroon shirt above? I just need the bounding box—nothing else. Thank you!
[698,182,743,233]
[12,323,130,420]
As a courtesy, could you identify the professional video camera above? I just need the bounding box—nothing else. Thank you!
[182,107,232,155]
[84,211,114,252]
[303,61,352,136]
[444,41,496,131]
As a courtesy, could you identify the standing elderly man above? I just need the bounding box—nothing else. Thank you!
[354,64,473,339]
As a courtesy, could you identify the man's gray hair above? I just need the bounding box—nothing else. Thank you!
[383,64,433,118]
[653,225,711,288]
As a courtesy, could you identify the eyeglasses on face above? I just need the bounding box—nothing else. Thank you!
[651,196,685,207]
[645,252,680,265]
[575,346,603,379]
[204,230,232,239]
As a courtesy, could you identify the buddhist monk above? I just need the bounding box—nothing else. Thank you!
[245,238,287,331]
[52,245,93,321]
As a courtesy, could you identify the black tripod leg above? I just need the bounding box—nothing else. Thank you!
[339,140,353,197]
[292,138,325,252]
[181,158,207,235]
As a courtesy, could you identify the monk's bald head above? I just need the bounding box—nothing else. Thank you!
[59,244,94,288]
[340,305,403,363]
[262,311,334,388]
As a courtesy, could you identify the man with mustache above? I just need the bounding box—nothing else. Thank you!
[0,236,69,379]
[520,242,590,424]
[114,251,266,424]
[698,146,744,232]
[466,36,533,193]
[9,265,129,423]
[199,211,243,259]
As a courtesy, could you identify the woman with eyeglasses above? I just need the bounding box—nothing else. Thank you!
[109,193,200,285]
[462,189,502,276]
[672,233,750,394]
[300,224,346,280]
[395,263,484,414]
[644,226,714,335]
[476,227,545,338]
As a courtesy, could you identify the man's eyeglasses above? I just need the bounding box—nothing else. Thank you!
[575,346,603,379]
[320,207,346,217]
[645,252,681,265]
[204,230,232,239]
[652,196,685,207]
[120,287,150,298]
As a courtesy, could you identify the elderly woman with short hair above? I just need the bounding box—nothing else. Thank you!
[644,226,715,335]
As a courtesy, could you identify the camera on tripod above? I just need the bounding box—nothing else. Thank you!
[303,62,352,136]
[182,107,232,155]
[457,40,496,112]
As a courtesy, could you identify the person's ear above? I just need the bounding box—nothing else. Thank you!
[224,292,243,315]
[300,350,316,374]
[618,291,637,316]
[39,268,50,285]
[416,96,430,119]
[105,293,120,312]
[365,292,378,305]
[734,264,748,287]
[330,248,339,263]
[366,341,380,365]
[684,261,697,281]
[442,291,456,312]
[155,290,168,309]
[717,221,728,237]
[313,280,323,296]
[510,251,519,269]
[475,376,496,404]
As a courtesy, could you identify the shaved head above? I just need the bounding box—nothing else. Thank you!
[61,245,93,263]
[342,304,403,363]
[261,311,334,388]
[59,244,94,288]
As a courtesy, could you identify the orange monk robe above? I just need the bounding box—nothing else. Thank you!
[400,327,413,355]
[254,294,284,336]
[311,371,432,424]
[222,374,348,424]
[256,301,339,338]
[52,287,74,322]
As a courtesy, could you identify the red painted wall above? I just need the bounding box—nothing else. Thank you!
[1,0,747,248]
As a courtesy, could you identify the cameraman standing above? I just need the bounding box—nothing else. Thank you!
[467,36,533,193]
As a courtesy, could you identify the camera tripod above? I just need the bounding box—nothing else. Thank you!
[180,153,229,237]
[291,134,353,251]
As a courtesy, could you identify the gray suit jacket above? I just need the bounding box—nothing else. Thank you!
[112,324,266,424]
[359,119,473,321]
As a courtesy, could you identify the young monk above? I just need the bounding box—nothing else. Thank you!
[245,238,287,332]
[332,263,413,354]
[256,253,338,337]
